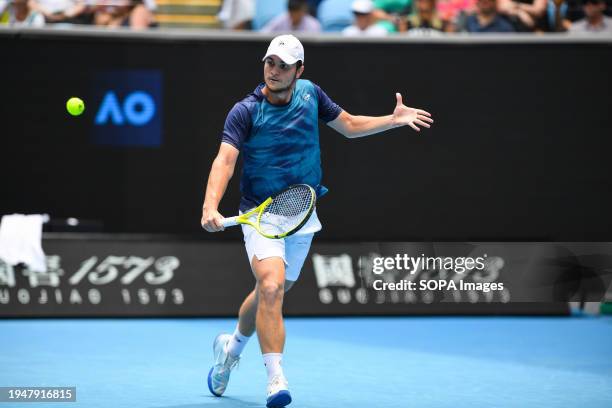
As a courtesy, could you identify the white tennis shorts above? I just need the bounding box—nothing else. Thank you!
[241,209,322,282]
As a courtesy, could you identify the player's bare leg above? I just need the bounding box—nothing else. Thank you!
[208,259,295,401]
[207,258,288,398]
[237,278,296,337]
[237,290,258,336]
[251,256,292,407]
[251,256,286,352]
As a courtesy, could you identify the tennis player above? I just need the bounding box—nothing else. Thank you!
[201,34,433,408]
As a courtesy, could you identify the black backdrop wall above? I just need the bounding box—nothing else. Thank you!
[1,30,611,241]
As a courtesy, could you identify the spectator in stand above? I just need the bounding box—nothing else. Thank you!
[461,0,515,31]
[93,0,154,28]
[0,0,45,26]
[497,0,547,31]
[136,0,156,27]
[569,0,612,32]
[372,0,412,32]
[540,0,587,32]
[28,0,88,24]
[437,0,475,21]
[402,0,447,32]
[218,0,255,29]
[342,0,389,35]
[544,0,571,31]
[261,0,321,32]
[436,0,476,31]
[307,0,324,15]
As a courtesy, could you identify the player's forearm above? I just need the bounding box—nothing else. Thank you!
[343,114,399,139]
[203,157,235,211]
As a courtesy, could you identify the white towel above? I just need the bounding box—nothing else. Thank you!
[0,214,47,272]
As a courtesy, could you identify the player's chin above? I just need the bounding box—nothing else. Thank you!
[266,80,284,91]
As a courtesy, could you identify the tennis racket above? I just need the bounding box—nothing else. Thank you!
[221,184,316,239]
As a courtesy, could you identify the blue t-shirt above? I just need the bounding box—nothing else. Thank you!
[221,79,342,211]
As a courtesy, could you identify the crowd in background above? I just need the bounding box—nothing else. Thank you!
[1,0,611,34]
[0,0,156,28]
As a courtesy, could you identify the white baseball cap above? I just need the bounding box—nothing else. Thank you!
[262,34,304,65]
[352,0,374,13]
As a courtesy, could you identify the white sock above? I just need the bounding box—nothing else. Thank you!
[225,325,251,357]
[263,353,284,381]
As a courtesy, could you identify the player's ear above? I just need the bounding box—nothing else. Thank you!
[296,62,304,78]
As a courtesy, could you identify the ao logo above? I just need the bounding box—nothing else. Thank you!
[95,91,156,126]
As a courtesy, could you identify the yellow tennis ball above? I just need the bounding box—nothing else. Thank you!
[66,97,85,116]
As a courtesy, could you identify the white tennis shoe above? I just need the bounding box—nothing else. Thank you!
[266,374,291,408]
[207,333,240,397]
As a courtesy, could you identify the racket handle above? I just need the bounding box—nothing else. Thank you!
[221,216,239,228]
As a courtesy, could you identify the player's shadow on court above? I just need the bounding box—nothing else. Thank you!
[153,396,262,408]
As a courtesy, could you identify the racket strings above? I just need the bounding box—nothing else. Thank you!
[260,185,314,236]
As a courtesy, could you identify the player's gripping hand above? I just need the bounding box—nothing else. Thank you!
[201,207,225,232]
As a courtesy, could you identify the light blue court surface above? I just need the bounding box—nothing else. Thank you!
[1,317,612,408]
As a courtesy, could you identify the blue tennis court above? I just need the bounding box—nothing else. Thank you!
[2,316,611,408]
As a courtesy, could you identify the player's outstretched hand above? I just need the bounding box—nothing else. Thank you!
[392,92,434,132]
[201,208,225,232]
